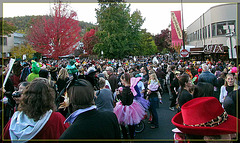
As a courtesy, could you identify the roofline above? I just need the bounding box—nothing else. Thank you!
[186,3,237,29]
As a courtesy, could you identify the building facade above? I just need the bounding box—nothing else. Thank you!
[0,32,25,59]
[186,3,239,62]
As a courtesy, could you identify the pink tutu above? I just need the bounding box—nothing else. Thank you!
[114,100,146,125]
[134,96,150,110]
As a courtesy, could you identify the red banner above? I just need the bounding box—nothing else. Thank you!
[171,11,183,47]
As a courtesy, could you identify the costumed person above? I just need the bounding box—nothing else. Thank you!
[172,97,240,142]
[66,59,78,79]
[114,73,145,139]
[131,75,149,110]
[26,60,40,82]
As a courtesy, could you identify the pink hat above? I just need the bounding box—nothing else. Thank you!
[231,67,237,73]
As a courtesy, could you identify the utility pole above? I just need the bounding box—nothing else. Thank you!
[224,24,235,61]
[181,0,185,50]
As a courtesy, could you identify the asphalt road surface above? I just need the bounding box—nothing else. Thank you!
[134,92,177,142]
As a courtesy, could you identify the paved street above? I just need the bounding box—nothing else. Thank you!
[134,92,177,141]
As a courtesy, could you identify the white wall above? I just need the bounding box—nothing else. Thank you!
[187,3,237,48]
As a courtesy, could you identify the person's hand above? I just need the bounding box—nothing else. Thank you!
[146,96,149,100]
[147,90,151,95]
[3,66,9,76]
[58,92,69,110]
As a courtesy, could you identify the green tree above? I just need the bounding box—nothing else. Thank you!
[94,2,145,59]
[134,29,157,56]
[0,18,17,35]
[11,43,36,59]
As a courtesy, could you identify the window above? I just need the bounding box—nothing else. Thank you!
[226,20,235,33]
[0,37,7,45]
[217,22,226,35]
[187,34,190,43]
[204,26,207,38]
[212,23,216,37]
[200,29,202,40]
[197,30,199,40]
[208,25,211,38]
[194,31,197,40]
[202,28,205,39]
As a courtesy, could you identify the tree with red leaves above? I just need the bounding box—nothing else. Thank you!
[82,29,98,55]
[154,28,171,52]
[26,2,81,59]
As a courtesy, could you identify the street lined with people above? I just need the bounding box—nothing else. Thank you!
[1,55,239,142]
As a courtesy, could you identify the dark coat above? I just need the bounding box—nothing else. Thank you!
[59,109,121,139]
[56,78,69,93]
[223,89,239,117]
[198,71,218,86]
[117,86,134,106]
[178,89,193,108]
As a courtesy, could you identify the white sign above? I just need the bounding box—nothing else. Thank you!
[228,48,236,59]
[3,58,16,87]
[227,37,237,59]
[23,54,26,60]
[223,25,234,30]
[134,56,136,62]
[152,57,159,64]
[180,49,189,57]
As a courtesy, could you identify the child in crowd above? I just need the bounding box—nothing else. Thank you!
[148,73,162,104]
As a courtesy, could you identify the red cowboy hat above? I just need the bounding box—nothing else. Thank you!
[172,97,240,136]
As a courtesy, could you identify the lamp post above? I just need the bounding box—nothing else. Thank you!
[224,24,235,61]
[181,0,185,50]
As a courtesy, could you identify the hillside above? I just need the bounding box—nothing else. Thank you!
[4,15,97,35]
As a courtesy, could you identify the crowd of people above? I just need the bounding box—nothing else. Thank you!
[0,55,239,142]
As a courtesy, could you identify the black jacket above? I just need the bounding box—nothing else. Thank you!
[117,86,134,106]
[60,109,121,139]
[178,89,193,108]
[223,89,239,117]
